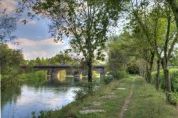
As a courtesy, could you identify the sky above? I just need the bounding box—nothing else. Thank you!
[0,0,126,60]
[1,0,70,60]
[8,17,70,60]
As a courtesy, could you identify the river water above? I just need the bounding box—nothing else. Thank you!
[1,85,80,118]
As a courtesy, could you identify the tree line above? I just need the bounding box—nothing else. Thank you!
[108,0,178,103]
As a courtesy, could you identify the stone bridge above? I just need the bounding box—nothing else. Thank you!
[21,64,105,82]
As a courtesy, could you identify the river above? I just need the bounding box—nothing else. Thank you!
[1,84,80,118]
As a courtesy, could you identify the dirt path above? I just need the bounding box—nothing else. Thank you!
[119,82,134,118]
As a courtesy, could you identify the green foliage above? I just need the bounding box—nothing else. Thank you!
[170,50,178,66]
[126,63,139,74]
[107,33,141,81]
[169,92,177,106]
[107,34,130,71]
[18,70,47,85]
[170,69,178,92]
[152,68,178,92]
[110,71,128,80]
[0,44,24,75]
[26,50,77,66]
[0,44,24,90]
[31,111,52,118]
[24,0,125,82]
[103,74,113,84]
[48,50,78,65]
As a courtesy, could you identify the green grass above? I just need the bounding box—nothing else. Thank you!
[38,75,178,118]
[125,78,178,118]
[17,70,47,85]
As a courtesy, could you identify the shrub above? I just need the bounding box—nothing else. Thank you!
[110,71,127,80]
[169,92,177,106]
[103,74,113,84]
[74,87,90,101]
[18,70,47,85]
[126,64,139,74]
[152,68,178,92]
[171,72,178,92]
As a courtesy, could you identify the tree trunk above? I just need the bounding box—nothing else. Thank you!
[145,52,154,83]
[155,59,160,90]
[163,67,172,102]
[87,58,92,83]
[161,59,172,102]
[145,63,149,82]
[145,64,151,83]
[87,57,93,92]
[164,68,171,92]
[147,69,151,83]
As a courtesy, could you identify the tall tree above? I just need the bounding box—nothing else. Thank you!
[128,1,156,83]
[108,34,131,72]
[0,44,24,90]
[130,0,178,102]
[21,0,123,83]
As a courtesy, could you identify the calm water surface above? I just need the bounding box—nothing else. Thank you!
[1,85,80,118]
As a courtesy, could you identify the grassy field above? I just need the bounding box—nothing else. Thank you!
[39,75,178,118]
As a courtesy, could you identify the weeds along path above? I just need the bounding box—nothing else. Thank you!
[119,79,135,118]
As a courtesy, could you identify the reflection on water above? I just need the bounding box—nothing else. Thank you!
[1,85,80,118]
[1,85,21,110]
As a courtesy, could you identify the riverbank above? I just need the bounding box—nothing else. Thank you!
[17,70,47,85]
[1,70,47,91]
[39,75,178,118]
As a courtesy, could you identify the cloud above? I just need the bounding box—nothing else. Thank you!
[11,38,62,47]
[0,0,16,13]
[7,38,70,60]
[24,50,50,60]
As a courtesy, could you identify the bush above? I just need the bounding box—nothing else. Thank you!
[152,68,178,92]
[110,71,127,80]
[169,92,177,106]
[126,64,139,74]
[103,74,113,84]
[18,70,47,85]
[171,71,178,92]
[74,87,90,101]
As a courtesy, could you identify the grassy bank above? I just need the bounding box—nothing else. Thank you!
[18,70,47,85]
[38,76,178,118]
[1,72,21,91]
[1,70,47,91]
